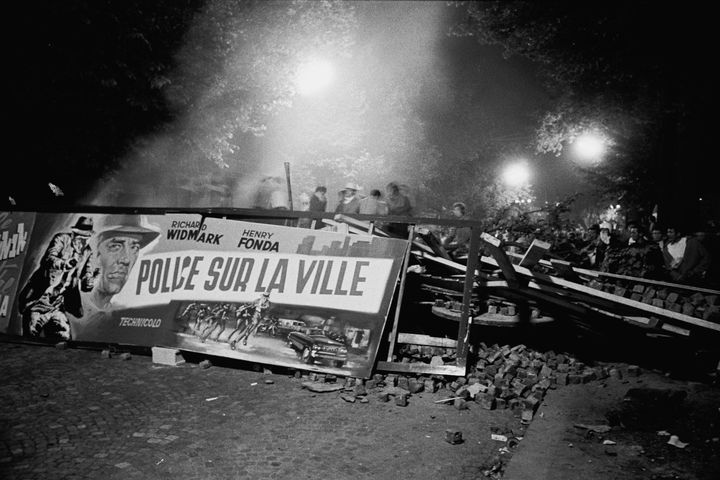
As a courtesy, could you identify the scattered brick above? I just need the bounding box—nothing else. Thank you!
[666,292,680,304]
[454,399,468,410]
[199,360,212,369]
[353,384,367,397]
[445,429,463,444]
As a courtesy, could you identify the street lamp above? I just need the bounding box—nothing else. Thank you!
[502,162,531,187]
[572,132,606,163]
[296,59,334,96]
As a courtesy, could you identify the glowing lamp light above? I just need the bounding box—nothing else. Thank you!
[502,162,531,187]
[296,59,334,96]
[573,133,606,162]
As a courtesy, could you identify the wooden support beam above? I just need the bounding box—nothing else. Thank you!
[376,361,466,377]
[386,225,415,362]
[415,227,453,261]
[518,239,551,269]
[480,233,522,288]
[457,228,480,369]
[397,333,457,348]
[482,256,720,332]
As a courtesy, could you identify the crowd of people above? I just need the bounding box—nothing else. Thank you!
[493,221,718,288]
[296,181,414,232]
[252,178,717,288]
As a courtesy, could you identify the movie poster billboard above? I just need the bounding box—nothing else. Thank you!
[0,211,35,333]
[7,212,168,344]
[9,212,408,378]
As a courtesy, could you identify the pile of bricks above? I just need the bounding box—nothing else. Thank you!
[298,343,630,426]
[396,344,457,364]
[587,279,720,321]
[449,343,627,423]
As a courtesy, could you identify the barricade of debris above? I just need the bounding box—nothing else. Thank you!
[298,341,627,426]
[585,279,720,321]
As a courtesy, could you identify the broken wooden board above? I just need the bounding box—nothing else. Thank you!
[376,361,466,377]
[472,312,555,327]
[480,253,720,333]
[480,232,522,288]
[332,214,391,237]
[415,227,453,260]
[431,303,554,327]
[518,239,552,269]
[397,333,458,348]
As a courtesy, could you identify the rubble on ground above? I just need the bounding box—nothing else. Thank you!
[293,342,629,433]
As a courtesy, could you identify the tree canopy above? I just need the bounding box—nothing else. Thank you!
[451,0,717,226]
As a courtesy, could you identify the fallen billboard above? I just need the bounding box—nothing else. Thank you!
[4,211,408,378]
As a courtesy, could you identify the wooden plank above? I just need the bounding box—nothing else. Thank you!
[415,227,453,260]
[660,323,691,336]
[480,233,522,288]
[397,333,457,348]
[386,226,415,362]
[457,228,481,367]
[483,280,591,316]
[333,214,391,237]
[559,263,720,295]
[482,256,720,332]
[431,305,462,321]
[417,250,483,276]
[376,361,466,377]
[473,313,555,327]
[518,239,551,268]
[550,259,584,283]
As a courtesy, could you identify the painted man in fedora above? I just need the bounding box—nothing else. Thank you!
[69,214,160,339]
[18,215,95,340]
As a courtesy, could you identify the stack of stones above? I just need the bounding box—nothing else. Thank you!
[395,344,457,364]
[446,343,629,423]
[298,344,640,422]
[587,279,719,321]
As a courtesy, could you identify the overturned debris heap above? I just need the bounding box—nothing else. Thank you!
[331,215,720,377]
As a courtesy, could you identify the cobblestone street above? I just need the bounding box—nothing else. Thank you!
[0,340,519,480]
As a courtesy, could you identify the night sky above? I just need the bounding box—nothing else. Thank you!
[5,1,716,223]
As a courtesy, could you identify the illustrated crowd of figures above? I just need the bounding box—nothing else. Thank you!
[177,293,277,350]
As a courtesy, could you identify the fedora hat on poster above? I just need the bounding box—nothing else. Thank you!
[70,216,95,236]
[91,214,161,249]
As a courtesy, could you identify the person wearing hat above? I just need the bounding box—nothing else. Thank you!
[17,216,96,340]
[334,182,362,215]
[69,214,160,339]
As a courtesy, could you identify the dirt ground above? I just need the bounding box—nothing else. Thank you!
[504,365,720,480]
[2,324,718,480]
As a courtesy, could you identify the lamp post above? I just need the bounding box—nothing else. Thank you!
[502,161,531,187]
[572,132,607,163]
[295,59,334,96]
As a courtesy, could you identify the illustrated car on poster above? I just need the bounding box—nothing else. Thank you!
[287,327,348,368]
[276,318,307,337]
